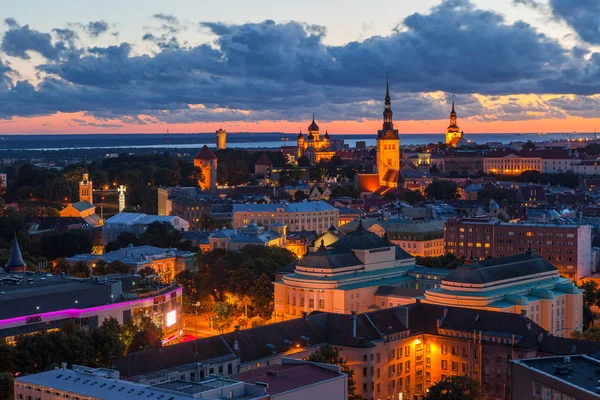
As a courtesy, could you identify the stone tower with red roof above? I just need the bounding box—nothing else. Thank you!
[194,145,218,191]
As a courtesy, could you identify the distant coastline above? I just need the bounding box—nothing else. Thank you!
[0,132,584,152]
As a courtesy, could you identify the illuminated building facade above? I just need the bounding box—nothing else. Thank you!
[0,273,183,345]
[79,172,93,204]
[216,128,227,150]
[232,201,339,235]
[194,145,218,191]
[376,80,401,188]
[423,254,583,337]
[118,302,597,400]
[444,217,593,282]
[296,115,335,164]
[483,148,573,175]
[445,97,466,147]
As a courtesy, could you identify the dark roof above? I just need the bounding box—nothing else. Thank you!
[232,363,342,395]
[34,217,91,230]
[329,225,393,250]
[374,286,424,298]
[308,115,319,132]
[297,250,362,269]
[255,153,273,166]
[71,201,95,212]
[119,336,235,377]
[443,254,556,285]
[194,145,217,160]
[537,334,600,356]
[5,237,26,270]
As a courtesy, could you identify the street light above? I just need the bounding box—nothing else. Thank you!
[194,301,201,338]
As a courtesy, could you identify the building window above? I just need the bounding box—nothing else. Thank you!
[441,360,448,370]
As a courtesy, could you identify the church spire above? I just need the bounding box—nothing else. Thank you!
[448,95,458,129]
[451,95,455,114]
[382,74,393,131]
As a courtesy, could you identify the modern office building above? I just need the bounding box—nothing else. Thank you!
[444,217,593,281]
[232,201,338,234]
[511,355,600,400]
[423,254,583,336]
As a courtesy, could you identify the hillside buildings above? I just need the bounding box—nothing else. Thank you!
[444,217,593,281]
[232,201,338,234]
[423,254,583,336]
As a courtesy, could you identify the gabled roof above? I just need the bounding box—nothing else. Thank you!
[255,153,273,166]
[71,201,95,212]
[329,225,393,250]
[194,145,218,160]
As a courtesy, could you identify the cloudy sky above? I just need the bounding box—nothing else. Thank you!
[1,0,600,134]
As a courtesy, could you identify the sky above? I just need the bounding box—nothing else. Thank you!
[2,0,600,134]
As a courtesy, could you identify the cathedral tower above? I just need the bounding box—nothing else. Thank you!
[376,79,400,188]
[445,96,463,146]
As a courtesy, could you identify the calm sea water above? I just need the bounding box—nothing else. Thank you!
[0,132,585,151]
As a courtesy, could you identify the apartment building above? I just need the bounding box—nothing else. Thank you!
[444,217,593,281]
[119,303,600,400]
[232,201,339,234]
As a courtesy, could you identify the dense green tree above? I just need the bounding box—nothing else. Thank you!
[0,372,14,400]
[580,281,599,309]
[126,316,163,354]
[521,140,536,151]
[307,345,362,400]
[138,221,184,248]
[399,189,426,205]
[39,230,93,259]
[297,156,310,167]
[416,254,464,269]
[294,189,307,201]
[424,375,484,400]
[425,180,460,201]
[92,317,126,367]
[44,177,72,203]
[477,187,506,203]
[138,266,156,279]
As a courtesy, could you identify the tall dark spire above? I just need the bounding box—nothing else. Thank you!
[6,236,26,273]
[382,74,393,131]
[451,95,456,114]
[448,95,458,129]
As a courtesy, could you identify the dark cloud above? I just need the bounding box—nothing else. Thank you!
[1,19,63,60]
[549,0,600,44]
[153,14,178,25]
[512,0,540,8]
[86,21,109,37]
[1,0,600,125]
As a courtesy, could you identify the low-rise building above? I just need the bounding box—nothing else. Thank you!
[103,212,189,245]
[233,201,339,234]
[67,245,195,281]
[15,365,270,400]
[0,272,183,345]
[511,355,600,400]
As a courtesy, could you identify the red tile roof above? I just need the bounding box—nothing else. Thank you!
[255,153,273,166]
[194,145,217,160]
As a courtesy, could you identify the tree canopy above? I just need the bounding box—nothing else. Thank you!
[425,180,460,201]
[424,375,485,400]
[307,345,362,400]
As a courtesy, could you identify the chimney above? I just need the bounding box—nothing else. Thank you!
[351,310,358,338]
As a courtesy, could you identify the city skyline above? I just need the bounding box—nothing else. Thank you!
[2,0,600,134]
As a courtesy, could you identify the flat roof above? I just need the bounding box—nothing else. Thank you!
[232,363,342,395]
[513,355,600,396]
